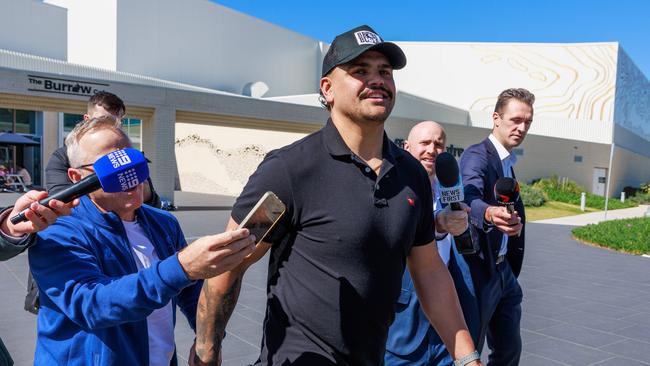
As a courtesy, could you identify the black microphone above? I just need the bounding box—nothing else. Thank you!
[10,148,150,225]
[10,175,100,225]
[494,177,522,237]
[434,152,478,255]
[494,177,520,214]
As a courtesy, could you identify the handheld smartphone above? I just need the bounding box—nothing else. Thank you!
[237,191,286,245]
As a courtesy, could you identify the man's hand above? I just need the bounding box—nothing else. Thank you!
[178,229,256,280]
[436,202,470,236]
[1,190,79,237]
[485,206,522,236]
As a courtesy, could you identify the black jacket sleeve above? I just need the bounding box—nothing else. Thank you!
[45,147,72,195]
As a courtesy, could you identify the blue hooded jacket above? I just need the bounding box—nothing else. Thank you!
[29,196,202,365]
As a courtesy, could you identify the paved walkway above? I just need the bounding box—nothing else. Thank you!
[0,206,648,365]
[535,204,649,225]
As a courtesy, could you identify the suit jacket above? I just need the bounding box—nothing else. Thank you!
[386,199,479,356]
[460,138,525,277]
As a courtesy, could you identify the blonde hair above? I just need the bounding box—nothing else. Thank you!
[66,116,130,168]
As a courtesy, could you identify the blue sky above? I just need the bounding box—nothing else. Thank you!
[213,0,650,80]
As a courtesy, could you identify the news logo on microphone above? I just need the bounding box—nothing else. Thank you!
[438,174,465,205]
[494,177,520,213]
[94,148,149,193]
[10,148,149,224]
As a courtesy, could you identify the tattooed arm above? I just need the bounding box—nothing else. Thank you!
[193,217,272,365]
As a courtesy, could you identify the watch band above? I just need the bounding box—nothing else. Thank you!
[454,350,480,366]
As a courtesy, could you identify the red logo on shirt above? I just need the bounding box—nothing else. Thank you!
[407,197,415,206]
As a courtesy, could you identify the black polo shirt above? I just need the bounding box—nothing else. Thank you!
[231,119,435,366]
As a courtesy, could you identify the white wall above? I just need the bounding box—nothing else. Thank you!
[114,0,321,97]
[0,0,67,60]
[44,0,117,70]
[394,42,619,123]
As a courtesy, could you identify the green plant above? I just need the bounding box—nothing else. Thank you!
[641,181,650,194]
[628,192,650,205]
[572,217,650,255]
[520,183,546,207]
[532,175,637,210]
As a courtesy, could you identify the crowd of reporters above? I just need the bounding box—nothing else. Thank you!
[0,24,533,366]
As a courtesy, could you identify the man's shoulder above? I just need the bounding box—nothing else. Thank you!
[463,138,490,154]
[460,138,492,163]
[47,146,69,167]
[266,128,325,160]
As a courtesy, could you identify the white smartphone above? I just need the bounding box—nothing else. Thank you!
[237,191,286,245]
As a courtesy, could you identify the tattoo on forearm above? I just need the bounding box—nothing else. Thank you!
[195,276,242,364]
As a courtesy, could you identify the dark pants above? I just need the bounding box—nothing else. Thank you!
[471,259,522,366]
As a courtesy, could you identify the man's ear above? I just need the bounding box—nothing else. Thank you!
[320,77,334,105]
[68,168,82,184]
[403,140,411,152]
[492,111,501,128]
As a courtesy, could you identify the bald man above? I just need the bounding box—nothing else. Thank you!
[385,121,480,365]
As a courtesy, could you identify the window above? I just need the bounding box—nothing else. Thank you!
[574,155,583,162]
[122,118,142,150]
[63,113,84,137]
[62,115,141,150]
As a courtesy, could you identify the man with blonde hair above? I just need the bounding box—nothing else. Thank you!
[29,116,256,365]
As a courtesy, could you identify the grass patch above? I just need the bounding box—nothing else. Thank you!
[526,201,598,222]
[572,217,650,255]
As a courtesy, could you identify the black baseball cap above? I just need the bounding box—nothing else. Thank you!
[321,25,407,77]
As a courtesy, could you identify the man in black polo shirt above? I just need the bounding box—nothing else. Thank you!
[194,25,481,366]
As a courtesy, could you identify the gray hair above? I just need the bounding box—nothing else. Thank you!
[66,116,129,168]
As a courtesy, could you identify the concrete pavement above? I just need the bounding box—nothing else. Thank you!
[1,195,649,365]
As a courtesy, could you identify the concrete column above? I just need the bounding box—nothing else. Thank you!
[141,106,176,202]
[41,111,61,185]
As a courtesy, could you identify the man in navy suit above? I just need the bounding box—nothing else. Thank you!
[386,121,480,365]
[460,88,534,366]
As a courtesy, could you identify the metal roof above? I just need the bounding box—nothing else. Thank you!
[0,48,239,96]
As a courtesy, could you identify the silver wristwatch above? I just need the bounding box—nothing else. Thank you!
[454,350,480,366]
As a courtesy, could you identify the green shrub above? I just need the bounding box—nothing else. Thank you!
[520,184,546,207]
[572,217,650,255]
[532,175,637,210]
[641,181,650,194]
[533,175,582,195]
[629,193,650,205]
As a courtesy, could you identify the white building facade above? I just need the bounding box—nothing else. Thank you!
[0,0,648,201]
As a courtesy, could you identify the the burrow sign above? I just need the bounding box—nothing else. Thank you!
[27,75,109,97]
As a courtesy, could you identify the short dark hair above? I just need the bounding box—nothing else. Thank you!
[88,91,126,117]
[494,88,535,115]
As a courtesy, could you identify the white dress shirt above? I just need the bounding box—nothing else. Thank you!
[487,134,518,257]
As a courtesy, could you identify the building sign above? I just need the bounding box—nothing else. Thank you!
[393,139,465,158]
[27,74,109,97]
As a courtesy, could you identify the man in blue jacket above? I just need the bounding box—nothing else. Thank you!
[29,116,256,365]
[386,121,480,365]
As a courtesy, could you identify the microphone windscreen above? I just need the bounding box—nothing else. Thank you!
[494,177,520,204]
[93,148,150,192]
[435,152,460,188]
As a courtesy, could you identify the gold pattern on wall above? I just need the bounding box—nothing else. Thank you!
[468,44,617,121]
[175,134,267,195]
